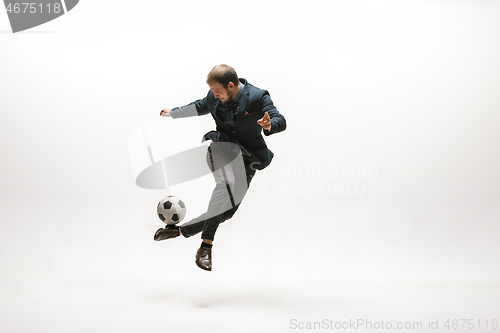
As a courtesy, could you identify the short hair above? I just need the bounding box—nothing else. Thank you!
[206,64,239,88]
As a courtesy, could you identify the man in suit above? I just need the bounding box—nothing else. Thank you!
[154,64,286,271]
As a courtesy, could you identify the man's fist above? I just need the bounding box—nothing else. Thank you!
[160,108,171,117]
[257,112,271,131]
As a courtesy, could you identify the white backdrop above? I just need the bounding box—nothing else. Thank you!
[1,1,500,332]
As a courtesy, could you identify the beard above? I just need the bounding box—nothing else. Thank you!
[220,88,235,104]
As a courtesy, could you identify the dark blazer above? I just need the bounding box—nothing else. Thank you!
[172,78,286,170]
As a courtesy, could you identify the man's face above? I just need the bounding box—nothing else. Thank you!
[209,81,234,104]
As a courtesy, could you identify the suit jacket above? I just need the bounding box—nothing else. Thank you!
[171,78,286,170]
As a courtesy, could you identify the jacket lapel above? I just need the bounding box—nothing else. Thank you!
[234,81,249,131]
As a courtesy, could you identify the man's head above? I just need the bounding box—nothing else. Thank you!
[207,64,240,104]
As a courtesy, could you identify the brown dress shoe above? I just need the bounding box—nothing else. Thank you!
[195,246,212,271]
[154,225,180,241]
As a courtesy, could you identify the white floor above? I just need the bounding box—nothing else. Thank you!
[2,279,499,333]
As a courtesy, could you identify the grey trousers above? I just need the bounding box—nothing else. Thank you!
[179,143,257,241]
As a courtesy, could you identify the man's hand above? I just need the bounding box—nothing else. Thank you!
[160,108,171,117]
[257,112,271,131]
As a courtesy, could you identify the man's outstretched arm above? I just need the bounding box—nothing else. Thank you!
[160,93,213,118]
[258,92,286,135]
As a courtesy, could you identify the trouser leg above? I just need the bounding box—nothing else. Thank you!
[180,145,255,240]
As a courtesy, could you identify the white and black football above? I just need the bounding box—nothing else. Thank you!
[157,195,186,225]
